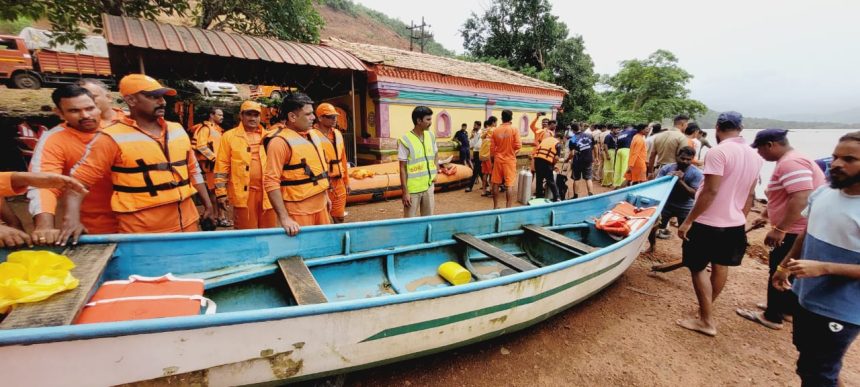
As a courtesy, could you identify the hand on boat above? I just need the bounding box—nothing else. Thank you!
[280,217,300,236]
[677,221,691,241]
[0,224,33,248]
[57,218,88,246]
[31,227,61,246]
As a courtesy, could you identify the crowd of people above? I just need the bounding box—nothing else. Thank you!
[0,82,857,385]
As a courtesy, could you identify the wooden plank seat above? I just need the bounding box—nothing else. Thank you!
[277,256,328,305]
[453,233,538,272]
[1,243,117,329]
[522,225,598,255]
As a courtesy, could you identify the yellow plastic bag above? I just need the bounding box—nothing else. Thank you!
[0,250,79,313]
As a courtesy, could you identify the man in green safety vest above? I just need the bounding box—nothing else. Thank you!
[398,106,438,218]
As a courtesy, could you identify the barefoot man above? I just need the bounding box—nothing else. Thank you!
[676,111,763,336]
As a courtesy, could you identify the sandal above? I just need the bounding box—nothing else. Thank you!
[216,218,233,227]
[736,308,783,330]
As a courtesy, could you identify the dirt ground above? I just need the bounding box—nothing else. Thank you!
[327,180,859,387]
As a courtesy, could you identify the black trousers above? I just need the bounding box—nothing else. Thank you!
[765,233,799,323]
[468,151,482,188]
[534,158,558,200]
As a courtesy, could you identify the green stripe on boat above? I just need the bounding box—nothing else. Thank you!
[361,257,625,342]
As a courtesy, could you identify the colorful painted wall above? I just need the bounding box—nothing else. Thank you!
[356,78,564,165]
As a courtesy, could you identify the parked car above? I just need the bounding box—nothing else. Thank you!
[190,81,239,98]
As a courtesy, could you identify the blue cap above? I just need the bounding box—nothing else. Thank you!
[717,111,743,129]
[751,128,789,148]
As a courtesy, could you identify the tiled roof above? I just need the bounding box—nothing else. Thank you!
[102,15,366,71]
[323,38,567,93]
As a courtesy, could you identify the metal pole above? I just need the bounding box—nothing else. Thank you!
[137,53,146,74]
[351,71,358,165]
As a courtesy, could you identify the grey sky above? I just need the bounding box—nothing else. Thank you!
[354,0,860,119]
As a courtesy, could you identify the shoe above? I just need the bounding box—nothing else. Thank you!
[465,188,472,192]
[656,229,671,239]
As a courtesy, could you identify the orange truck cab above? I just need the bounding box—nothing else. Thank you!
[0,29,113,90]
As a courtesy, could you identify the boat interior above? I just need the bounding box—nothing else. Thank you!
[0,180,669,330]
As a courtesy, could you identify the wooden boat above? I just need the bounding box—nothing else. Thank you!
[0,176,675,386]
[347,161,472,204]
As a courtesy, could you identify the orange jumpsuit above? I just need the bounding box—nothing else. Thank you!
[28,124,117,233]
[490,122,522,187]
[624,133,648,183]
[72,119,202,233]
[214,125,276,229]
[263,131,332,227]
[314,127,349,220]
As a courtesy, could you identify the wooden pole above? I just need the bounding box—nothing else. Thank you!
[351,72,358,165]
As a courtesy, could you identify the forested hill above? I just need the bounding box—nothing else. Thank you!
[315,0,453,57]
[693,109,860,129]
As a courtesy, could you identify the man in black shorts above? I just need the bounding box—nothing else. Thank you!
[566,123,594,198]
[676,111,763,337]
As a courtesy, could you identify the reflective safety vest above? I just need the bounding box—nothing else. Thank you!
[265,127,330,202]
[213,125,272,209]
[315,127,345,179]
[74,274,216,324]
[399,130,437,194]
[102,121,197,213]
[534,137,559,164]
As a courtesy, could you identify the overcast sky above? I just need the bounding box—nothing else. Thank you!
[355,0,860,120]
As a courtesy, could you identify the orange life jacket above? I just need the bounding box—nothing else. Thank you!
[101,120,198,213]
[74,274,215,324]
[596,201,657,238]
[265,127,330,202]
[315,127,345,179]
[534,137,559,163]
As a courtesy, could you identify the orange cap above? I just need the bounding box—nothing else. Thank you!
[315,103,338,117]
[118,74,176,97]
[240,100,262,113]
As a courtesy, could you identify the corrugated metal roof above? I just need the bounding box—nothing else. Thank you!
[102,15,366,71]
[323,38,567,93]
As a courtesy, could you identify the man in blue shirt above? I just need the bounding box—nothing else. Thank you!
[566,123,595,198]
[647,146,702,253]
[773,131,860,387]
[453,123,471,169]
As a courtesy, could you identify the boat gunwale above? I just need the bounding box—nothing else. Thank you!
[0,177,675,345]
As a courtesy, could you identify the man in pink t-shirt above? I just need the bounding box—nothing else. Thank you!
[736,129,826,330]
[676,111,764,337]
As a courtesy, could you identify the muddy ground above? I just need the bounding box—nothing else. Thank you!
[327,181,859,387]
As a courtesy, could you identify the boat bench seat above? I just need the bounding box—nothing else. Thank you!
[453,233,538,272]
[522,225,598,255]
[277,256,328,305]
[0,243,116,329]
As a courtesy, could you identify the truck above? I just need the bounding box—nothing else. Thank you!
[0,27,112,89]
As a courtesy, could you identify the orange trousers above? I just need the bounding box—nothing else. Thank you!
[328,178,347,219]
[291,209,332,227]
[233,188,277,229]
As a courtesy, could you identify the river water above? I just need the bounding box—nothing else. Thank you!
[700,128,856,198]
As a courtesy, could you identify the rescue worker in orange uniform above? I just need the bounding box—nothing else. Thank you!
[60,74,215,244]
[533,126,561,201]
[191,107,227,226]
[490,109,522,209]
[313,103,349,223]
[214,101,275,229]
[0,171,86,247]
[28,85,118,245]
[264,92,332,236]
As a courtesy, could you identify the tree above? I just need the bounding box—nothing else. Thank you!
[194,0,323,43]
[593,50,707,124]
[461,0,598,121]
[0,0,324,48]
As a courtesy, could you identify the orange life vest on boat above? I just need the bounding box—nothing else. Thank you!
[595,201,657,238]
[74,274,215,324]
[265,127,330,202]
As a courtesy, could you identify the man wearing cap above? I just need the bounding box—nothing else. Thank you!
[28,84,118,245]
[213,101,275,230]
[265,92,332,236]
[313,103,349,223]
[191,107,227,226]
[59,74,215,244]
[737,129,825,330]
[676,111,763,336]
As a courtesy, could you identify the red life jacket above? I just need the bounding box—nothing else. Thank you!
[74,274,215,324]
[596,201,657,239]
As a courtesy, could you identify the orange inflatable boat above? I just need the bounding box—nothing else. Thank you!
[347,161,473,204]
